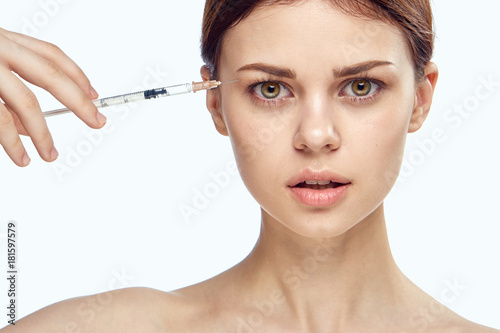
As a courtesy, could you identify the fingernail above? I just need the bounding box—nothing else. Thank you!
[51,147,59,160]
[89,86,99,99]
[22,152,31,166]
[96,112,107,125]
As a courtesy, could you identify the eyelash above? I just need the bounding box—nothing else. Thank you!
[339,75,385,105]
[246,79,293,108]
[246,76,385,107]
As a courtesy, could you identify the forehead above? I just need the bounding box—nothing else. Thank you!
[221,0,412,78]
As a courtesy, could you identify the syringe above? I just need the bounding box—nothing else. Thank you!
[43,80,231,117]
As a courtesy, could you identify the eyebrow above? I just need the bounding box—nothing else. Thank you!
[333,60,394,78]
[237,63,297,79]
[236,60,394,79]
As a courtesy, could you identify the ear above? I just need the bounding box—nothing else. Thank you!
[201,65,229,136]
[408,62,439,133]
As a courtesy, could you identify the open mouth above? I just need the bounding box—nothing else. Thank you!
[287,169,351,207]
[293,181,347,190]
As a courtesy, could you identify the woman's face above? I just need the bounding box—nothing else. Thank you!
[204,0,437,238]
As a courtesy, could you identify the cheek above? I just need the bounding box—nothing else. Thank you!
[223,108,292,195]
[233,122,284,165]
[354,105,412,189]
[222,91,292,163]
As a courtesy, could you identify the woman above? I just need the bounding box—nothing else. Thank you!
[1,0,498,331]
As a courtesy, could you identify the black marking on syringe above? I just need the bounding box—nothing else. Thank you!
[144,88,168,99]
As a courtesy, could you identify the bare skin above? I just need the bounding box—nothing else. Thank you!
[2,213,497,332]
[0,28,106,167]
[1,1,499,332]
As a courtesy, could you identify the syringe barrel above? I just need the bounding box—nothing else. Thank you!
[164,83,193,95]
[93,83,192,108]
[94,92,145,108]
[43,82,200,117]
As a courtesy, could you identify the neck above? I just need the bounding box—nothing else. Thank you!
[236,204,409,330]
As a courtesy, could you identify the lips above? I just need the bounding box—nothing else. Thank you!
[287,168,351,188]
[287,168,351,207]
[294,181,345,190]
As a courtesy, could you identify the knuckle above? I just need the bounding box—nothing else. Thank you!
[45,60,63,79]
[23,89,40,110]
[45,42,64,57]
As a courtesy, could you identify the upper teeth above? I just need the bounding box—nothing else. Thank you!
[305,180,331,185]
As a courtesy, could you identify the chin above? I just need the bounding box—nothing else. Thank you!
[263,206,364,239]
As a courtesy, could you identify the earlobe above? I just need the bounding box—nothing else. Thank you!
[200,65,229,136]
[408,62,439,133]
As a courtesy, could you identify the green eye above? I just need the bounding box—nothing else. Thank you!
[351,79,371,96]
[261,82,281,99]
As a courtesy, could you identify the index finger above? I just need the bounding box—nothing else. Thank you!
[0,28,99,100]
[0,34,106,129]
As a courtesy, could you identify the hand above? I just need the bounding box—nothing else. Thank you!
[0,27,107,167]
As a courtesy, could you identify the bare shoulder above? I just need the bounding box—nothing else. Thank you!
[160,279,241,333]
[0,287,169,333]
[160,286,224,332]
[403,287,500,333]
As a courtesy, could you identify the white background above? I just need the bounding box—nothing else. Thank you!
[0,0,499,329]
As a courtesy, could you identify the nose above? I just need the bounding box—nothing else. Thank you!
[292,95,341,153]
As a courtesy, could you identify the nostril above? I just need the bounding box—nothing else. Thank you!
[292,126,341,153]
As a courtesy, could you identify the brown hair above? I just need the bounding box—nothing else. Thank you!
[201,0,434,81]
